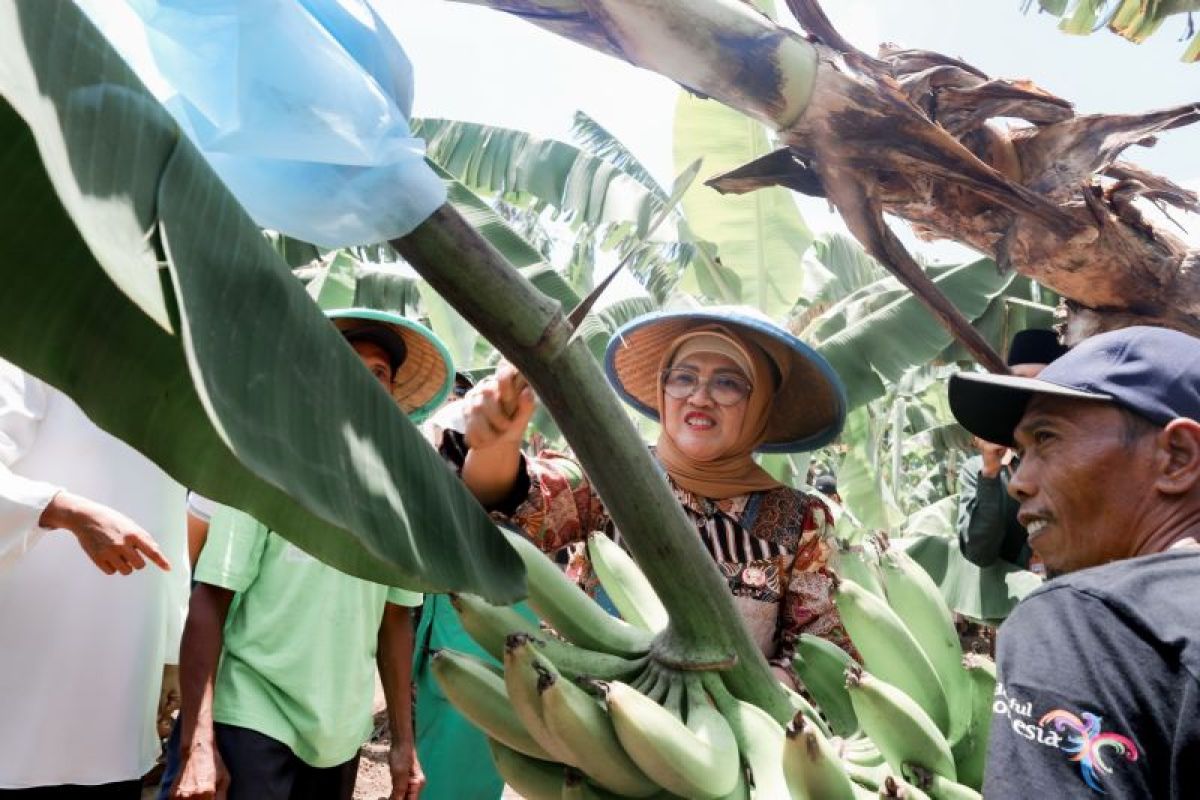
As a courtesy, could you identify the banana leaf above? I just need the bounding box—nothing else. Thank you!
[673,92,812,317]
[812,259,1017,409]
[894,535,1043,623]
[0,0,523,601]
[414,117,664,231]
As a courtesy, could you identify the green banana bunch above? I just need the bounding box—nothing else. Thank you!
[428,648,553,760]
[793,633,860,737]
[587,532,669,633]
[876,549,970,740]
[834,578,951,734]
[605,675,740,799]
[783,714,858,800]
[846,666,957,782]
[499,528,653,657]
[453,593,645,680]
[539,670,660,797]
[436,519,999,798]
[950,654,997,790]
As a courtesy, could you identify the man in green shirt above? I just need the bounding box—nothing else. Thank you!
[956,329,1067,573]
[171,309,455,800]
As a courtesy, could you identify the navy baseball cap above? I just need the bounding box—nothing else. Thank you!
[949,326,1200,446]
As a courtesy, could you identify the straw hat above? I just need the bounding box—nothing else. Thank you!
[327,308,453,423]
[604,307,847,453]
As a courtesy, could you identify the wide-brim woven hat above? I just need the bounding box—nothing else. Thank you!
[327,308,453,423]
[605,307,847,453]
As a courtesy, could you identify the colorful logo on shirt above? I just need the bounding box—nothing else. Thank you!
[1039,709,1139,793]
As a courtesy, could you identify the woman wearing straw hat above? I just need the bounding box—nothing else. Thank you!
[452,307,854,677]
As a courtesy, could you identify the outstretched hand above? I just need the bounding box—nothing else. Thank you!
[463,361,536,452]
[39,491,171,575]
[459,362,536,508]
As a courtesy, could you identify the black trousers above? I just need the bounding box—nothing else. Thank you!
[215,723,359,800]
[0,781,141,799]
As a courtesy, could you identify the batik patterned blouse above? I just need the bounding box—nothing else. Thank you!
[437,425,853,667]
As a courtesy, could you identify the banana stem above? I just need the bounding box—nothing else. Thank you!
[467,0,819,130]
[393,204,791,721]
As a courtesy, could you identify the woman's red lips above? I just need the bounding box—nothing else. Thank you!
[684,411,716,427]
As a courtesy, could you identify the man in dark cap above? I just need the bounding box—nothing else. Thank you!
[948,326,1200,799]
[956,329,1068,571]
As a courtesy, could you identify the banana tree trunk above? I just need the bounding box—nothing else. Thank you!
[462,0,1200,349]
[392,204,793,721]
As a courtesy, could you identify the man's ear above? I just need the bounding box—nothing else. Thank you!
[1155,419,1200,495]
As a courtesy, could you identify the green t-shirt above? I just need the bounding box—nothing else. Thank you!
[194,506,422,767]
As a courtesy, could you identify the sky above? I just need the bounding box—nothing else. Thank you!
[79,0,1200,258]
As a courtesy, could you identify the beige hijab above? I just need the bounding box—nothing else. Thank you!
[654,326,786,499]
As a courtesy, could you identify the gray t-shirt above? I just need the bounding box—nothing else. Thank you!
[985,549,1200,798]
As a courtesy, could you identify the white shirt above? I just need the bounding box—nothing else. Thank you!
[0,359,188,787]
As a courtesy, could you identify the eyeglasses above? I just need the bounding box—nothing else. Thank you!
[661,367,753,406]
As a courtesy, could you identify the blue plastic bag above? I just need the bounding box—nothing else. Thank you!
[125,0,446,247]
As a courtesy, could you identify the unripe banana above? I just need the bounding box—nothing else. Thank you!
[783,684,833,738]
[504,634,577,765]
[834,578,950,734]
[832,541,887,599]
[845,666,956,782]
[488,739,565,800]
[877,549,970,740]
[587,532,669,633]
[561,767,635,800]
[839,736,884,767]
[783,714,857,800]
[429,648,553,761]
[794,633,860,736]
[454,594,644,680]
[713,769,749,800]
[500,527,652,657]
[850,781,881,800]
[452,592,539,661]
[605,678,739,799]
[704,674,789,800]
[843,758,889,790]
[879,775,932,799]
[901,763,983,800]
[562,769,586,800]
[539,671,660,797]
[950,654,996,791]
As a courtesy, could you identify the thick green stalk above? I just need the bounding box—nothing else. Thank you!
[393,204,791,720]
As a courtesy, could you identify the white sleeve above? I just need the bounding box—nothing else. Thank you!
[0,360,62,567]
[186,491,218,523]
